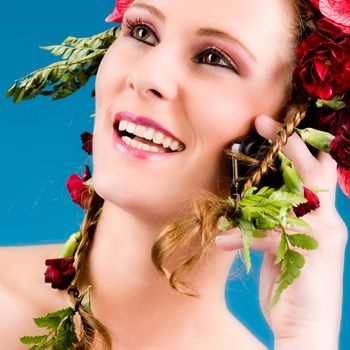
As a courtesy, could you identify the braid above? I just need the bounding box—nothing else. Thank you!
[67,190,112,350]
[242,104,307,193]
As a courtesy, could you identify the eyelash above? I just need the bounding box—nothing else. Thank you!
[122,17,240,75]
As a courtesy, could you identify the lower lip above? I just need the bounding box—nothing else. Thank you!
[112,128,180,160]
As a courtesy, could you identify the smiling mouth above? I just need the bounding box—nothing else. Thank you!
[113,119,186,153]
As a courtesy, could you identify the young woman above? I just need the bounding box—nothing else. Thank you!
[1,0,349,349]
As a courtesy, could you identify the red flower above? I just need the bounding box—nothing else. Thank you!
[66,165,92,209]
[44,258,75,290]
[317,109,350,136]
[310,0,350,34]
[293,30,350,99]
[81,132,93,155]
[105,0,132,23]
[293,187,320,217]
[338,165,350,197]
[329,134,350,169]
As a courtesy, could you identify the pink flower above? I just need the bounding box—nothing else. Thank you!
[338,165,350,197]
[310,0,350,34]
[293,187,320,217]
[105,0,132,23]
[81,132,93,155]
[44,258,75,290]
[66,165,92,209]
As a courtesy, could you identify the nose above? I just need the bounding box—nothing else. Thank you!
[126,52,179,101]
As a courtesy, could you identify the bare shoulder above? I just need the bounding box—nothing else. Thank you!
[0,244,70,349]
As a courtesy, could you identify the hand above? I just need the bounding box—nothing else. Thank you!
[216,115,348,349]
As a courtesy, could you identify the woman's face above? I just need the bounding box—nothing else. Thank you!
[93,0,295,222]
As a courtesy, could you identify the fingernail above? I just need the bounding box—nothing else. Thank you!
[259,114,275,125]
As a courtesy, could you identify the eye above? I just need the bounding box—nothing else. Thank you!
[123,17,159,46]
[193,46,239,74]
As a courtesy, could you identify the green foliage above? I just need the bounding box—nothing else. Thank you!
[20,307,78,350]
[223,186,318,307]
[6,27,120,103]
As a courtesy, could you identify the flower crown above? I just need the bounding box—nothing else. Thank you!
[7,0,349,348]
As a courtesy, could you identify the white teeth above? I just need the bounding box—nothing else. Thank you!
[121,135,161,152]
[121,135,132,145]
[119,120,127,131]
[119,119,184,152]
[153,131,165,145]
[169,140,180,151]
[144,127,155,140]
[134,125,146,137]
[126,121,136,133]
[162,136,172,148]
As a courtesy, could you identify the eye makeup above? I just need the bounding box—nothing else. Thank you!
[121,12,249,76]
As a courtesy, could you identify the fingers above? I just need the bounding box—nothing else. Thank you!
[215,228,281,256]
[255,114,337,204]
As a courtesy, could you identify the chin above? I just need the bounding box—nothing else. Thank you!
[93,173,190,224]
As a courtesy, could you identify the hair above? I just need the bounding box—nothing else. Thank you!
[69,0,313,348]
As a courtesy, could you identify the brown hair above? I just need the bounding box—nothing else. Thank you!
[69,1,312,348]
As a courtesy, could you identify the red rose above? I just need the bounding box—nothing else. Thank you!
[44,258,75,290]
[293,187,320,217]
[81,132,93,155]
[320,109,350,136]
[293,30,350,99]
[310,0,350,34]
[329,134,350,169]
[66,165,92,209]
[338,165,350,198]
[105,0,132,23]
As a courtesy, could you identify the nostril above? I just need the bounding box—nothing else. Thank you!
[150,89,162,98]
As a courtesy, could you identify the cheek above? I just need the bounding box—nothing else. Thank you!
[185,78,256,151]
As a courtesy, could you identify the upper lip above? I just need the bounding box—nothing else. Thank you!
[114,111,185,145]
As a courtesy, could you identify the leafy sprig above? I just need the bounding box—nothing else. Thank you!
[20,307,78,350]
[220,186,318,307]
[6,27,120,103]
[20,287,92,349]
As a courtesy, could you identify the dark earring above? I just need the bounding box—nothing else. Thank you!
[230,142,241,202]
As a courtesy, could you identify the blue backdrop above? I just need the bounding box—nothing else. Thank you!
[1,1,349,348]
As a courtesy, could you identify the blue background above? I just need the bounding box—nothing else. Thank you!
[1,1,349,348]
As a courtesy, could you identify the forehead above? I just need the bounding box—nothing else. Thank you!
[129,0,295,64]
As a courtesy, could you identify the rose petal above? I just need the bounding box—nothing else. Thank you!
[319,0,350,29]
[105,0,132,23]
[338,166,350,197]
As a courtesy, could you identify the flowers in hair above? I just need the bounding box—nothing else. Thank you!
[105,0,132,23]
[66,165,92,209]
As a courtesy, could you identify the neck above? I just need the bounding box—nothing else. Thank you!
[80,200,238,348]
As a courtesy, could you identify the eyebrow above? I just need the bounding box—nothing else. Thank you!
[128,2,256,62]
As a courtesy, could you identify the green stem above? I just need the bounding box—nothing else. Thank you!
[58,231,82,258]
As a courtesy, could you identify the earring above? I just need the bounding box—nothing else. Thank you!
[230,142,241,202]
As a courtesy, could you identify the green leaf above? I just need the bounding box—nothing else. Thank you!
[239,220,253,272]
[316,95,346,110]
[275,233,287,265]
[6,27,121,103]
[20,335,48,345]
[269,249,305,308]
[34,307,74,330]
[252,229,267,238]
[284,215,310,229]
[286,233,318,250]
[52,316,78,350]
